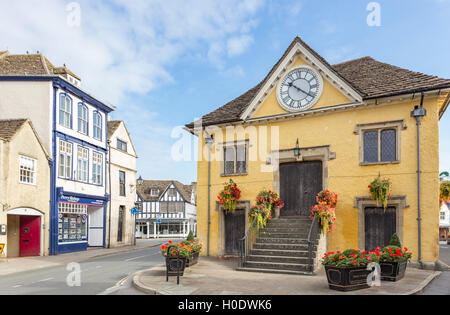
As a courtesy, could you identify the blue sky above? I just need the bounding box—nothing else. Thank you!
[0,0,449,184]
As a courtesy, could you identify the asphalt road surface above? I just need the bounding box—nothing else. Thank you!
[0,243,169,295]
[419,244,450,295]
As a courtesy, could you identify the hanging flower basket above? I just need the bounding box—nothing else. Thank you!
[368,175,392,210]
[440,181,450,205]
[217,179,241,212]
[249,189,284,230]
[310,190,338,234]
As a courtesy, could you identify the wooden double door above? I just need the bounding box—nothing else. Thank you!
[280,161,323,217]
[364,207,396,251]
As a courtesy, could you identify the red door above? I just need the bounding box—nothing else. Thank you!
[20,216,40,257]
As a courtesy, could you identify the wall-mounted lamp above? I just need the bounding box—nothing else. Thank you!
[137,175,144,186]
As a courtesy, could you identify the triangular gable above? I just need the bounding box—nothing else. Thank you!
[240,37,363,121]
[109,120,138,158]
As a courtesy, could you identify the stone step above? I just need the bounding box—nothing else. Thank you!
[262,227,311,233]
[259,232,317,239]
[266,222,312,229]
[251,249,316,258]
[270,217,312,224]
[247,255,314,264]
[253,243,317,251]
[243,261,312,272]
[236,267,315,276]
[256,237,311,244]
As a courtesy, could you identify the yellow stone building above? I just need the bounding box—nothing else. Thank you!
[186,37,450,272]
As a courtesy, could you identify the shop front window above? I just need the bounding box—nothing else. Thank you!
[58,202,88,243]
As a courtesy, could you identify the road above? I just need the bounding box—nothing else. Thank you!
[419,244,450,295]
[0,243,169,295]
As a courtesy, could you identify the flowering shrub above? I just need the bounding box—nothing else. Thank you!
[310,203,336,234]
[369,175,392,210]
[183,239,203,253]
[310,190,338,234]
[160,241,192,259]
[316,190,338,208]
[249,190,284,230]
[322,248,382,267]
[379,246,412,262]
[440,181,450,205]
[218,179,241,212]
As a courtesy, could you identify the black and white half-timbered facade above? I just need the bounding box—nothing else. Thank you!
[135,180,196,238]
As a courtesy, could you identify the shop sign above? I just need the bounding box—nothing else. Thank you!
[60,195,106,206]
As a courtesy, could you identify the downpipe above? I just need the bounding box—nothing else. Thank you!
[410,93,426,269]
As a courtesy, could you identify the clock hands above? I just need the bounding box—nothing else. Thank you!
[287,82,315,98]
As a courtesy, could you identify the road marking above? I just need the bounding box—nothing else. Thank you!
[12,284,23,288]
[36,277,54,283]
[96,265,102,268]
[124,255,150,262]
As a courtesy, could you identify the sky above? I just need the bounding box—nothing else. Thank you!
[0,0,449,184]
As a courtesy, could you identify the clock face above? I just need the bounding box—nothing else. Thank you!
[277,66,323,112]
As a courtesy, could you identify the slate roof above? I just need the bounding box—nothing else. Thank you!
[0,119,27,141]
[107,120,122,139]
[137,180,193,203]
[186,37,450,129]
[0,51,80,80]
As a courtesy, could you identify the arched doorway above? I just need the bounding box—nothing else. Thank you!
[7,208,44,257]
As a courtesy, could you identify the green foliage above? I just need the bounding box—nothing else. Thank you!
[342,249,359,256]
[368,175,392,210]
[186,230,194,242]
[322,248,381,267]
[379,246,412,262]
[389,233,402,248]
[440,181,450,204]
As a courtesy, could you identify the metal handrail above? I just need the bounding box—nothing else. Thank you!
[238,218,258,268]
[307,215,318,272]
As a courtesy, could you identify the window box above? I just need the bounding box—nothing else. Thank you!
[324,265,373,292]
[380,260,407,282]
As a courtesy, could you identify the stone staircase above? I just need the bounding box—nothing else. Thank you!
[236,216,320,275]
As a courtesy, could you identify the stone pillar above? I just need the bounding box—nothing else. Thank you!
[146,222,150,239]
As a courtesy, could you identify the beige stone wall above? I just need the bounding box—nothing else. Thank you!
[0,122,50,257]
[106,122,137,248]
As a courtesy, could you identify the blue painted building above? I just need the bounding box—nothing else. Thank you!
[0,51,115,254]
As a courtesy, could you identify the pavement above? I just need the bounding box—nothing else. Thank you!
[0,238,165,276]
[132,257,441,295]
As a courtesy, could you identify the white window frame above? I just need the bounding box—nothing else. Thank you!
[77,147,89,183]
[220,140,249,176]
[19,155,37,185]
[92,151,102,185]
[93,112,102,140]
[59,140,73,179]
[78,103,88,135]
[59,94,72,129]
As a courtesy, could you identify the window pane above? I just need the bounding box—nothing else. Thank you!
[364,131,378,163]
[381,129,396,162]
[236,145,247,174]
[224,147,235,174]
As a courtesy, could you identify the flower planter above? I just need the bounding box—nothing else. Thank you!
[380,259,407,281]
[324,265,373,292]
[186,251,200,267]
[166,257,187,276]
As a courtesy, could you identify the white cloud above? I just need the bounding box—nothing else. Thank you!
[0,0,265,182]
[0,0,265,104]
[227,35,254,57]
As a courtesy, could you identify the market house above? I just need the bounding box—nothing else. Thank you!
[186,36,450,273]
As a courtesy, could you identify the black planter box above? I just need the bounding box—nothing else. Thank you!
[186,251,200,267]
[380,260,407,281]
[166,257,186,276]
[325,265,373,292]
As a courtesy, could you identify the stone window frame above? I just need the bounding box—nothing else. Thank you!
[218,139,249,177]
[354,195,409,251]
[354,120,407,166]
